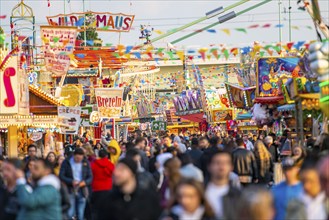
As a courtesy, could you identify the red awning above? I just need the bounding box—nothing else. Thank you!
[180,113,204,123]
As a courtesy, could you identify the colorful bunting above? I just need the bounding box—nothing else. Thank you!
[262,24,271,28]
[235,28,247,34]
[248,24,259,28]
[221,29,230,36]
[207,29,216,33]
[176,51,185,61]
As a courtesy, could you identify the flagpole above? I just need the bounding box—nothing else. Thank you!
[278,0,282,44]
[288,0,292,41]
[83,0,86,46]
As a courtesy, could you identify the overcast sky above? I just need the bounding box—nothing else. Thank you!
[1,0,328,47]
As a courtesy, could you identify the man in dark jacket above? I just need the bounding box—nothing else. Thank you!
[187,137,203,169]
[232,138,258,186]
[98,158,161,220]
[59,148,93,220]
[200,136,220,182]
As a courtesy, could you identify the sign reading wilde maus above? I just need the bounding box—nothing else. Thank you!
[47,12,135,32]
[95,88,123,118]
[40,26,77,76]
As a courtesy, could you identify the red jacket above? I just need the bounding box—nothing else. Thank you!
[91,158,115,191]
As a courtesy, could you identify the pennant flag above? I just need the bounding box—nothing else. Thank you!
[230,48,239,56]
[195,29,203,33]
[125,45,133,54]
[166,51,174,60]
[264,45,272,50]
[113,52,120,58]
[291,25,299,30]
[0,15,6,19]
[221,29,230,35]
[198,48,207,61]
[76,17,85,27]
[207,54,212,60]
[272,45,281,53]
[294,41,305,50]
[124,53,131,59]
[116,45,124,52]
[146,52,153,59]
[207,29,216,33]
[210,48,219,59]
[235,28,247,34]
[68,54,75,60]
[262,24,271,28]
[47,0,51,7]
[0,34,5,44]
[260,51,265,57]
[133,52,141,59]
[223,49,229,60]
[86,40,94,45]
[275,24,284,28]
[248,24,259,28]
[76,54,85,58]
[287,42,294,50]
[154,30,164,35]
[187,49,196,54]
[176,51,185,61]
[154,58,160,65]
[267,50,274,56]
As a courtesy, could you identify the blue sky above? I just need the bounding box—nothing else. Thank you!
[1,0,328,47]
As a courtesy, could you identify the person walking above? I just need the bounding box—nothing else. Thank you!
[205,150,241,219]
[163,179,215,220]
[15,158,61,220]
[187,137,203,169]
[232,138,258,186]
[97,158,162,220]
[272,157,303,220]
[178,153,204,183]
[59,148,93,220]
[254,140,274,185]
[91,149,115,219]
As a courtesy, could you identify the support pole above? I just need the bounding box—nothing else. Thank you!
[138,0,250,47]
[278,0,282,44]
[288,0,292,41]
[8,126,18,158]
[171,0,271,44]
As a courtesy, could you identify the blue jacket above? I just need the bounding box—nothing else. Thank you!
[59,156,93,192]
[272,181,303,220]
[16,174,61,220]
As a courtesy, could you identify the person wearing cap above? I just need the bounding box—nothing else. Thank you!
[97,158,161,220]
[59,148,93,220]
[271,157,303,220]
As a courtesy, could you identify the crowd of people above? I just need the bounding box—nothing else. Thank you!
[0,130,328,220]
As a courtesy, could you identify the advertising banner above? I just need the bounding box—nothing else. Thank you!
[40,26,77,76]
[95,88,123,118]
[58,107,81,134]
[47,12,135,32]
[0,56,18,114]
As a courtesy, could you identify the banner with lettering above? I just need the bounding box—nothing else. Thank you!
[58,106,81,134]
[0,56,18,114]
[95,88,124,118]
[46,12,135,32]
[40,26,77,76]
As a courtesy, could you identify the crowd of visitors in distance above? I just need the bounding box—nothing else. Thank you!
[0,129,328,220]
